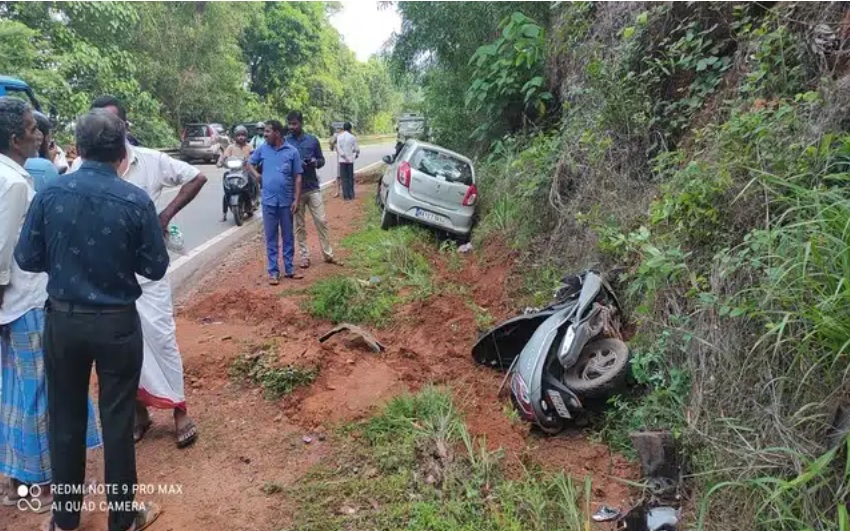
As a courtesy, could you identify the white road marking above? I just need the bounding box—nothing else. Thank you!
[356,161,384,174]
[167,214,261,275]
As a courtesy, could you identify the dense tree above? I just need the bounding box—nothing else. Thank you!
[0,1,402,147]
[387,1,553,153]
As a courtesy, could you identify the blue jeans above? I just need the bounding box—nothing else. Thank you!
[262,203,294,276]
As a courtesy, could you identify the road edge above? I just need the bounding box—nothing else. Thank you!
[167,216,261,297]
[168,177,343,297]
[168,155,389,297]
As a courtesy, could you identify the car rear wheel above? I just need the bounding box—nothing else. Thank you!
[380,203,396,231]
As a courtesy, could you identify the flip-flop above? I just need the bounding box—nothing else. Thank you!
[284,273,304,280]
[134,418,153,444]
[176,421,198,449]
[130,502,163,531]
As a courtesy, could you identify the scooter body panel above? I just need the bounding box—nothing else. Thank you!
[512,305,575,428]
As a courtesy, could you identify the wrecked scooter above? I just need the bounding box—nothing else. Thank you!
[473,271,630,433]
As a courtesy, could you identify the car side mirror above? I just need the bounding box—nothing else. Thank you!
[382,155,393,164]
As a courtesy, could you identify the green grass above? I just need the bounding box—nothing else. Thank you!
[468,301,495,332]
[229,343,317,399]
[284,388,593,531]
[307,203,434,325]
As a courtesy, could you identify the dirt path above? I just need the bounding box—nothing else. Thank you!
[7,184,635,530]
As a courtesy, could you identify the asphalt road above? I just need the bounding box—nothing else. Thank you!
[155,143,393,254]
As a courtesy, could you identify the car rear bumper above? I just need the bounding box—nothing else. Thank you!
[385,182,475,235]
[180,145,219,159]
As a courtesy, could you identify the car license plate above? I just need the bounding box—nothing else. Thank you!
[414,208,443,224]
[190,140,203,146]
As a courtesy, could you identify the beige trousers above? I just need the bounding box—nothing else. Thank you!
[294,190,333,261]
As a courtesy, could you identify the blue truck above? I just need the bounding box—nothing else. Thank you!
[0,75,43,111]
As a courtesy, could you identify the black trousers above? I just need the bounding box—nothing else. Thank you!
[45,302,143,531]
[340,162,355,200]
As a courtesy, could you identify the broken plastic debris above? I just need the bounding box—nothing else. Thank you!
[319,323,385,353]
[458,242,473,253]
[302,436,313,444]
[592,505,620,522]
[647,506,679,530]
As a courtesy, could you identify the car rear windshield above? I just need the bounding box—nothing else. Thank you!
[411,148,473,185]
[399,121,425,136]
[185,125,209,137]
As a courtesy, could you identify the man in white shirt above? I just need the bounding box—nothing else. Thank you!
[52,144,69,175]
[250,121,266,151]
[72,95,208,449]
[0,97,104,508]
[335,122,359,200]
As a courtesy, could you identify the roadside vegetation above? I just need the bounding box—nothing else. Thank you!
[390,2,850,529]
[284,387,593,531]
[307,204,434,326]
[229,340,318,400]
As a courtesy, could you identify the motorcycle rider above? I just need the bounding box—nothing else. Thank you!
[250,122,265,151]
[219,125,255,222]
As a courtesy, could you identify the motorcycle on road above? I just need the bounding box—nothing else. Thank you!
[473,271,631,433]
[222,156,258,226]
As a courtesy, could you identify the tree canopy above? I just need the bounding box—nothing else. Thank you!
[0,1,403,146]
[387,1,553,153]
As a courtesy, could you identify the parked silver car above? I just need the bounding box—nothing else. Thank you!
[180,123,230,163]
[378,140,478,239]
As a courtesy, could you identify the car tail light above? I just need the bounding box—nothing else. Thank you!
[462,184,478,206]
[397,161,411,187]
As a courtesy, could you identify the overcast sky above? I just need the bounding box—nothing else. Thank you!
[330,1,402,61]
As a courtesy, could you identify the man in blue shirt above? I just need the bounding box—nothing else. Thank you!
[16,110,166,531]
[24,111,60,192]
[248,120,303,284]
[285,110,339,269]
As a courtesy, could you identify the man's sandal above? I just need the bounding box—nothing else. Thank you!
[134,418,153,444]
[131,503,163,531]
[284,272,304,280]
[176,420,198,449]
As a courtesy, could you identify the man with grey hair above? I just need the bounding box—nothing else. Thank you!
[16,109,166,531]
[72,95,206,450]
[0,97,103,513]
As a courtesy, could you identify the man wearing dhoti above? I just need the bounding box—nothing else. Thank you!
[72,95,207,448]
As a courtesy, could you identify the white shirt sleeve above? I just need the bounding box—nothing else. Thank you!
[0,180,29,286]
[158,153,200,187]
[70,155,83,172]
[53,147,69,173]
